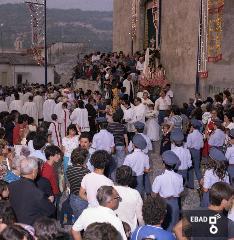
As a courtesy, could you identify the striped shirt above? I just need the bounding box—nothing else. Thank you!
[107,122,127,146]
[66,165,90,195]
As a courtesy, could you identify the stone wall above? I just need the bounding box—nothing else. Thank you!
[113,0,132,54]
[202,0,234,97]
[160,0,200,105]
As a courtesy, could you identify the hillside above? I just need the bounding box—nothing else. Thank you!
[0,3,113,51]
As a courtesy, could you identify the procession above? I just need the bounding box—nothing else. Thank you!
[0,0,234,239]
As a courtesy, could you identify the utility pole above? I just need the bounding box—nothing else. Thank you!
[0,23,3,53]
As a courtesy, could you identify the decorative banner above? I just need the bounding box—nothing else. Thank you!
[152,0,159,30]
[207,0,224,62]
[198,0,209,78]
[26,0,45,65]
[131,0,137,39]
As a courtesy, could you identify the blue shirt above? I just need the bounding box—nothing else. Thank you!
[131,225,175,240]
[4,171,20,183]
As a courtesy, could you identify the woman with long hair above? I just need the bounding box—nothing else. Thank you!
[62,124,80,175]
[200,148,229,207]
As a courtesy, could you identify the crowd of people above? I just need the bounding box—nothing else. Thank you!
[0,51,233,240]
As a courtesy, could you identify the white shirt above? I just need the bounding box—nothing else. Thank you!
[33,95,44,119]
[70,108,90,132]
[91,129,115,154]
[9,100,23,113]
[136,61,145,71]
[171,146,192,170]
[140,133,153,154]
[133,103,146,123]
[30,150,46,162]
[114,185,144,232]
[72,206,127,240]
[208,129,226,147]
[225,145,234,164]
[154,96,171,111]
[152,170,184,198]
[22,101,39,125]
[62,135,79,158]
[123,106,135,133]
[123,149,150,176]
[186,129,204,150]
[81,172,113,207]
[0,100,8,112]
[43,99,56,122]
[203,169,229,189]
[123,79,134,97]
[166,89,174,98]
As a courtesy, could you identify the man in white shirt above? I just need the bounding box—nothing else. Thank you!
[33,91,44,122]
[114,165,144,232]
[133,98,146,124]
[9,93,23,114]
[165,83,174,100]
[123,74,135,103]
[43,94,56,122]
[79,150,114,207]
[72,185,127,240]
[154,90,171,125]
[136,57,145,73]
[91,117,115,154]
[29,134,47,163]
[22,96,39,125]
[0,95,8,112]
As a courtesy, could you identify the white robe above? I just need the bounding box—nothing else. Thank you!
[22,101,39,125]
[133,103,146,124]
[70,108,90,132]
[54,102,63,122]
[60,109,71,139]
[43,99,56,122]
[0,100,8,112]
[145,110,160,141]
[48,121,61,147]
[123,106,135,133]
[33,95,44,119]
[9,100,23,114]
[122,79,135,97]
[23,92,33,104]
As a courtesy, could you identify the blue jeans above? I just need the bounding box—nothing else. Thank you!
[63,156,70,177]
[69,193,88,220]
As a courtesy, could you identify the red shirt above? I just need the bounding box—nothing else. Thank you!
[41,162,60,195]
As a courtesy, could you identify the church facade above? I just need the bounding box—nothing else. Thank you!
[113,0,234,104]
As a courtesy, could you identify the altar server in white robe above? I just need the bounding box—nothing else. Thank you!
[43,94,56,122]
[59,102,71,139]
[22,95,39,125]
[54,98,64,120]
[23,89,33,104]
[48,114,62,147]
[33,91,44,121]
[70,100,90,132]
[133,97,146,124]
[9,93,23,114]
[0,96,8,112]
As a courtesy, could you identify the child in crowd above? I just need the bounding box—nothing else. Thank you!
[0,180,9,200]
[41,145,62,198]
[160,124,171,155]
[186,119,204,189]
[171,130,192,185]
[48,114,62,147]
[152,150,184,231]
[145,104,160,142]
[200,147,229,208]
[123,134,151,195]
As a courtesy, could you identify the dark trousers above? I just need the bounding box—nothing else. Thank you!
[187,148,202,188]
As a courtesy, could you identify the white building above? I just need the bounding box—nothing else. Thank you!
[0,53,55,86]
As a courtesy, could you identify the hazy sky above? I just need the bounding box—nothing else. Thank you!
[0,0,113,11]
